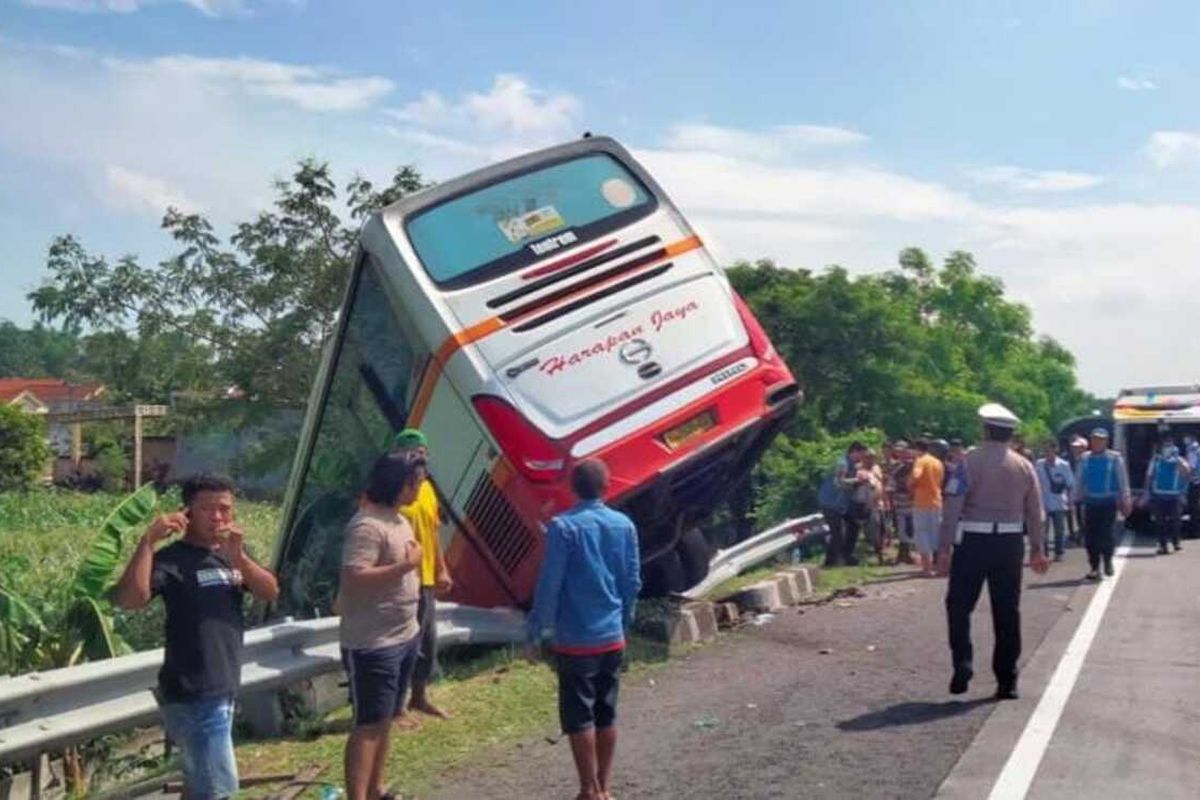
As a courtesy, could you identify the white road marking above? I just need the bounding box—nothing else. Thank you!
[987,533,1135,800]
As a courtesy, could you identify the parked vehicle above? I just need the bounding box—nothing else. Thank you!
[271,136,799,614]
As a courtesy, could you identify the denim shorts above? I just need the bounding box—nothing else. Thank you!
[557,649,624,734]
[159,695,238,799]
[342,637,420,727]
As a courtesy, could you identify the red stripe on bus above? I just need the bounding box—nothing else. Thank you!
[520,238,619,280]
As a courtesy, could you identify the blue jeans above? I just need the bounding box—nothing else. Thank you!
[1045,510,1067,556]
[159,695,238,799]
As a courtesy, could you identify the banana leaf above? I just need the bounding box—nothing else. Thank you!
[0,586,47,673]
[72,484,158,600]
[65,596,128,662]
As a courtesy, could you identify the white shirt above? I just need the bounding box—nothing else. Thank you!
[1036,456,1074,513]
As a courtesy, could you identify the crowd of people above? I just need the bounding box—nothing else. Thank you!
[818,426,1197,581]
[113,429,640,800]
[108,412,1200,798]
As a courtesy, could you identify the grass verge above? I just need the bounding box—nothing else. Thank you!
[234,637,678,798]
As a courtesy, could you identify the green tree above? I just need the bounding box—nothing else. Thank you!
[29,161,430,406]
[0,321,83,378]
[0,406,51,491]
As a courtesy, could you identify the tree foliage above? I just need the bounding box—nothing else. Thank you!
[728,249,1094,441]
[0,405,51,492]
[730,248,1096,526]
[27,161,430,406]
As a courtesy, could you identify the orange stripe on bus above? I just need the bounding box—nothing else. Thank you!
[665,235,703,258]
[408,316,506,426]
[406,234,703,426]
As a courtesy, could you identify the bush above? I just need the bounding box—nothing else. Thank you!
[0,405,51,492]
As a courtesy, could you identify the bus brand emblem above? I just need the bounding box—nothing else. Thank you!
[619,339,653,365]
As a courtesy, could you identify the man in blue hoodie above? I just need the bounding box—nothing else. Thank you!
[527,459,642,800]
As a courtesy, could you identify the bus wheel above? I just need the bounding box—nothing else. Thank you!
[677,528,712,589]
[642,550,686,597]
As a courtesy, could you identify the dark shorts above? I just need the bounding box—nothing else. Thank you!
[413,586,438,684]
[556,649,624,735]
[342,637,419,727]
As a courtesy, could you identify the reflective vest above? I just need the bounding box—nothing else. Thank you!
[1150,456,1188,497]
[1082,452,1120,500]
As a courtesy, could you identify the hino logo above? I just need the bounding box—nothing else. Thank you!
[618,339,653,365]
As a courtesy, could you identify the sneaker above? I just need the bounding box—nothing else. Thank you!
[1103,559,1114,577]
[1173,540,1182,552]
[1157,544,1170,555]
[1086,570,1100,581]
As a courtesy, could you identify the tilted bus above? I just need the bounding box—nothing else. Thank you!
[271,135,799,615]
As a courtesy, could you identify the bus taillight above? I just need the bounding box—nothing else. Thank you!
[732,292,776,363]
[472,395,568,482]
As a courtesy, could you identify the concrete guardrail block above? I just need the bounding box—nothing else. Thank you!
[774,572,803,606]
[733,580,785,613]
[639,601,719,644]
[712,601,742,628]
[780,565,819,595]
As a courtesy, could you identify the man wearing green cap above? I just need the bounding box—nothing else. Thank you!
[393,428,454,722]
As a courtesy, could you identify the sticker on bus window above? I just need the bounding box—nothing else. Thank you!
[498,205,567,243]
[601,178,637,209]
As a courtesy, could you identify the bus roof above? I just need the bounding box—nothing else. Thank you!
[376,135,661,225]
[1113,387,1200,421]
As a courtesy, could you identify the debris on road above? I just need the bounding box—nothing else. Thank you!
[818,647,834,655]
[693,714,720,730]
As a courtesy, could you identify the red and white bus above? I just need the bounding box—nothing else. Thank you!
[272,135,798,613]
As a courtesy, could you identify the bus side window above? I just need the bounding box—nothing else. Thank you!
[276,257,426,616]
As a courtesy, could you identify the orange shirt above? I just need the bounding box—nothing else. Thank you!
[909,453,945,510]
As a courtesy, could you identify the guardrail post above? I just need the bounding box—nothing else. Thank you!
[240,690,285,739]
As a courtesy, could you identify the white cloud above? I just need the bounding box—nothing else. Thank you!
[22,0,255,15]
[1117,76,1157,92]
[664,122,867,161]
[964,165,1104,192]
[103,164,200,215]
[1144,131,1200,168]
[386,74,581,146]
[104,55,394,112]
[639,147,975,222]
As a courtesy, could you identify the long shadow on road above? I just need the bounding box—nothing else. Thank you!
[837,698,994,732]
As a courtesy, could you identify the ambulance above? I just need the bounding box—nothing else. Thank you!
[271,136,799,614]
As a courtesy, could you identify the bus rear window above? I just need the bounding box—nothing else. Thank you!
[406,154,655,288]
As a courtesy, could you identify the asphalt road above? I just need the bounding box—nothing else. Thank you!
[430,543,1105,799]
[939,532,1200,800]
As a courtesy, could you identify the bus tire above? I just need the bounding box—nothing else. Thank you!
[642,551,686,597]
[676,528,712,589]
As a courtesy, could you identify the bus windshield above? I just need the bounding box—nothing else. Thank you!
[406,153,655,288]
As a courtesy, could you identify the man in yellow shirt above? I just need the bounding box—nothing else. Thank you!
[393,428,454,722]
[908,438,945,577]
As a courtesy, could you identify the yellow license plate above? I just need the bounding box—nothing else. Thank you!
[663,410,717,450]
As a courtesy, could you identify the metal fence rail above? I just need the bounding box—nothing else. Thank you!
[0,604,527,765]
[0,517,821,767]
[683,513,828,599]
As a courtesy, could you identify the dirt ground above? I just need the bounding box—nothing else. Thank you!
[428,554,1088,799]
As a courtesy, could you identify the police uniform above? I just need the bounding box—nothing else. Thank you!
[1072,429,1130,578]
[939,403,1044,699]
[1144,446,1190,554]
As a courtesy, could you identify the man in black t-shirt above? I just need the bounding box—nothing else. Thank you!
[114,474,278,800]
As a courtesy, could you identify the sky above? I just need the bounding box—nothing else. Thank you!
[2,0,1199,396]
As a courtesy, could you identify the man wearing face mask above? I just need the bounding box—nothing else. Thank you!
[1143,438,1191,555]
[114,474,279,800]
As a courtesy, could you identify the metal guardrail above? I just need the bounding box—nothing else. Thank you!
[0,603,527,765]
[0,517,822,767]
[683,513,828,599]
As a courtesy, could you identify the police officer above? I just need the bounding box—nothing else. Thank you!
[1143,438,1190,555]
[938,403,1048,700]
[1072,428,1131,580]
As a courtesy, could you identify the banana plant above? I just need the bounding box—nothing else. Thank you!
[65,483,159,663]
